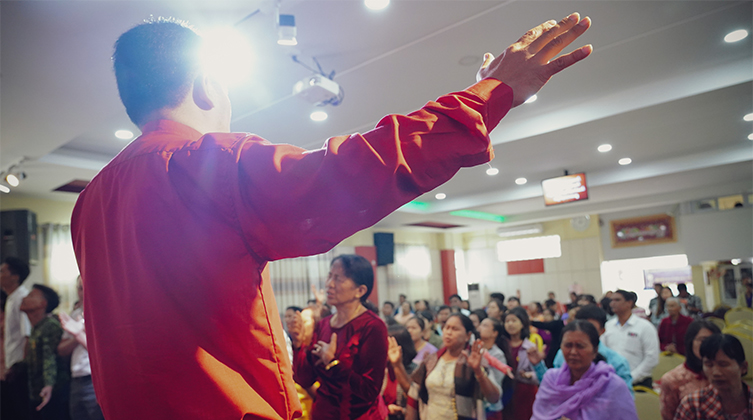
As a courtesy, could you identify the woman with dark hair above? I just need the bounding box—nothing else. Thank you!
[406,314,500,420]
[293,255,388,419]
[405,316,437,365]
[478,317,514,419]
[501,307,539,420]
[660,320,722,420]
[675,334,752,420]
[531,320,637,419]
[486,298,505,322]
[469,308,488,331]
[384,325,417,420]
[395,301,414,325]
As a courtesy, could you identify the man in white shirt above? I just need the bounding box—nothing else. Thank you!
[58,276,104,420]
[0,256,32,419]
[603,289,660,388]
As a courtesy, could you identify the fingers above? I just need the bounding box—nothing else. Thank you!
[517,18,558,47]
[536,16,591,63]
[528,13,580,54]
[481,53,495,69]
[544,44,593,78]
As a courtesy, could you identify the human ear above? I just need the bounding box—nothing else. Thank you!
[192,73,215,111]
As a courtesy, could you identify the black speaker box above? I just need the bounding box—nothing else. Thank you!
[374,232,394,266]
[1,210,38,265]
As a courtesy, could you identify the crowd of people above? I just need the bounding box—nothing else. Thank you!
[2,251,751,419]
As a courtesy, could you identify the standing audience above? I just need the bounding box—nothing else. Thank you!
[293,255,388,419]
[394,301,414,325]
[676,283,703,317]
[406,316,437,365]
[406,314,499,420]
[21,284,70,420]
[384,325,417,420]
[57,277,104,420]
[1,257,32,419]
[659,319,721,420]
[477,318,512,420]
[603,289,659,388]
[501,307,540,420]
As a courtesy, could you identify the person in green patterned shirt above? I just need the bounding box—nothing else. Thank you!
[20,284,70,420]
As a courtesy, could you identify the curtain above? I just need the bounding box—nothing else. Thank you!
[40,224,79,312]
[269,250,335,314]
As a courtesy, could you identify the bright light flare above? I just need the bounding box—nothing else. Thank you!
[435,193,446,200]
[115,129,134,140]
[5,174,19,187]
[486,167,499,176]
[200,27,254,87]
[0,185,9,193]
[310,111,328,121]
[524,95,537,104]
[618,158,632,166]
[515,177,527,185]
[725,29,749,43]
[744,113,753,122]
[598,144,612,153]
[365,0,390,10]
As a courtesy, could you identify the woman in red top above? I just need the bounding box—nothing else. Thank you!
[293,255,388,419]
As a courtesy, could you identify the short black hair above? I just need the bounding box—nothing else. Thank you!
[574,304,608,329]
[3,257,30,284]
[677,283,687,292]
[113,18,203,126]
[419,310,434,323]
[331,254,374,303]
[307,299,317,305]
[448,294,462,302]
[700,334,747,370]
[684,320,722,373]
[437,305,451,313]
[507,296,520,303]
[383,301,395,309]
[544,299,557,308]
[471,309,487,323]
[490,292,505,303]
[32,284,60,314]
[614,289,637,304]
[407,315,425,330]
[577,294,596,305]
[285,306,302,313]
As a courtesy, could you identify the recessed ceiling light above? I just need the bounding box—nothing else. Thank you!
[5,173,19,187]
[597,144,612,153]
[115,129,134,140]
[0,185,9,193]
[524,95,537,104]
[515,177,527,185]
[725,29,749,43]
[744,113,753,122]
[310,111,328,121]
[619,158,632,166]
[748,133,753,141]
[435,193,447,200]
[486,167,499,176]
[364,0,389,10]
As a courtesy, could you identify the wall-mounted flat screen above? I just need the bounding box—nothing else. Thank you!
[541,173,588,206]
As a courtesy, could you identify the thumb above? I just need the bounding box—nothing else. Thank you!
[330,333,337,345]
[481,52,495,69]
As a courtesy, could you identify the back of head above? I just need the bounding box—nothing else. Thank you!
[574,304,608,329]
[113,18,202,126]
[3,256,30,284]
[471,309,487,323]
[331,254,374,302]
[32,284,60,314]
[490,292,505,303]
[419,309,435,323]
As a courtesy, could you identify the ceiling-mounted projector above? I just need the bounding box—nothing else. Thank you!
[293,75,342,105]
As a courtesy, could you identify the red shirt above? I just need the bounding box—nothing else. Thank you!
[71,79,512,419]
[658,314,693,355]
[294,310,387,419]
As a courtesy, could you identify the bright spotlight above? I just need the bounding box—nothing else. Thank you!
[310,110,328,121]
[0,185,9,194]
[200,27,254,87]
[597,144,612,153]
[115,129,134,140]
[486,167,499,176]
[524,95,537,104]
[725,29,749,43]
[619,158,632,166]
[435,193,447,200]
[365,0,390,11]
[515,177,527,185]
[6,173,19,187]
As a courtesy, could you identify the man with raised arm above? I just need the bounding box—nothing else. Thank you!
[72,13,591,419]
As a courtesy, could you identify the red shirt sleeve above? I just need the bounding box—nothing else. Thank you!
[227,79,513,261]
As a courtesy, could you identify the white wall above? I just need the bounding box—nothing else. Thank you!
[600,205,753,265]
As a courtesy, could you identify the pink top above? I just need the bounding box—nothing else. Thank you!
[660,363,708,420]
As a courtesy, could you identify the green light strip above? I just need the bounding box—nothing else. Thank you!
[400,201,430,212]
[449,209,506,223]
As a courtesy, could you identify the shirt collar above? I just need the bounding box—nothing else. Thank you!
[140,119,203,141]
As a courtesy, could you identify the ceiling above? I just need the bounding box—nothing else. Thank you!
[1,1,751,231]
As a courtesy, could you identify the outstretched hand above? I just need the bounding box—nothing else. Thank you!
[387,336,403,366]
[465,340,485,374]
[477,12,592,107]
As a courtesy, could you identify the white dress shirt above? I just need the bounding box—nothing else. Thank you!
[4,285,31,369]
[63,307,92,377]
[602,313,660,383]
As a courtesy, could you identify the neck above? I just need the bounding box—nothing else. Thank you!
[446,345,464,358]
[510,333,522,344]
[481,337,495,350]
[2,282,19,295]
[26,310,46,327]
[415,340,426,350]
[617,311,631,325]
[670,313,680,321]
[718,382,745,408]
[334,300,363,325]
[143,104,228,136]
[570,365,591,384]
